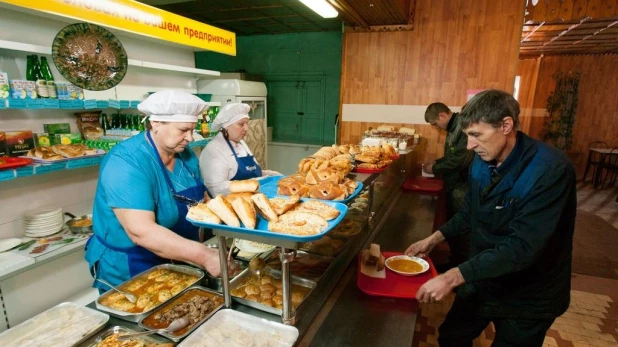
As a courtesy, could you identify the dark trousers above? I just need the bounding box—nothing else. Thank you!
[445,186,470,265]
[438,295,555,347]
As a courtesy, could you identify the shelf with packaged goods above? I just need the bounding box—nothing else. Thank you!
[0,98,140,110]
[0,137,214,183]
[0,39,220,78]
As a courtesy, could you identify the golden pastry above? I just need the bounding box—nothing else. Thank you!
[245,284,260,295]
[259,283,276,294]
[261,299,274,307]
[261,275,274,285]
[273,295,283,305]
[260,291,273,300]
[246,294,260,302]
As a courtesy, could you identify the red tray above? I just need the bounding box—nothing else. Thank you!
[402,177,443,193]
[0,157,34,170]
[357,251,438,299]
[353,166,386,174]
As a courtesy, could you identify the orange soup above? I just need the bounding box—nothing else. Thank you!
[389,258,423,273]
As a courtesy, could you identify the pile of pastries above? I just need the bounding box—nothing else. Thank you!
[353,144,396,170]
[187,179,340,236]
[26,144,97,160]
[230,274,307,310]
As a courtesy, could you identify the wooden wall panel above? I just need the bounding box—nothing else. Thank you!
[524,54,618,175]
[517,57,542,135]
[338,0,525,167]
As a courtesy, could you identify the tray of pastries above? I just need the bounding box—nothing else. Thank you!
[138,286,224,342]
[187,181,348,243]
[230,268,316,315]
[265,249,334,281]
[95,264,203,322]
[23,144,104,163]
[0,302,109,347]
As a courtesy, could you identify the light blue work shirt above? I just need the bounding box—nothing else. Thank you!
[84,133,202,290]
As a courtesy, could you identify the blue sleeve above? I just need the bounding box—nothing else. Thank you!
[100,153,155,211]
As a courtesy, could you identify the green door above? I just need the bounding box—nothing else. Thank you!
[267,77,325,145]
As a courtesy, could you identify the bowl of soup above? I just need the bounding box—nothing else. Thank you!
[385,255,429,276]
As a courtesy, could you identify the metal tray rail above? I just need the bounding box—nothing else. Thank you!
[95,264,204,322]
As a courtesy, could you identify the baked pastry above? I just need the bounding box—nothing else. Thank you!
[269,195,301,216]
[279,211,328,229]
[224,192,254,205]
[229,179,260,193]
[245,284,260,296]
[187,203,221,224]
[28,147,63,160]
[268,220,323,236]
[251,193,279,222]
[261,275,274,285]
[307,182,347,201]
[277,178,310,197]
[206,194,240,227]
[357,163,381,170]
[377,125,397,132]
[231,198,256,229]
[259,283,276,293]
[354,154,379,164]
[294,200,340,220]
[399,127,415,135]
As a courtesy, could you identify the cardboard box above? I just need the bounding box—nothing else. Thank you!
[0,132,6,156]
[54,133,82,145]
[43,123,71,135]
[0,71,9,99]
[56,83,84,100]
[34,133,51,147]
[5,130,34,157]
[9,80,38,99]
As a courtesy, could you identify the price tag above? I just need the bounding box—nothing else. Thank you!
[26,99,44,109]
[130,100,142,109]
[108,99,120,109]
[119,100,131,109]
[83,99,98,109]
[35,162,66,174]
[15,166,34,177]
[71,99,84,109]
[59,100,72,109]
[8,98,27,108]
[67,156,103,169]
[0,99,6,109]
[43,99,60,108]
[96,100,109,109]
[0,169,15,182]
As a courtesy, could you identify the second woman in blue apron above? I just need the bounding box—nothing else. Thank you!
[200,103,280,196]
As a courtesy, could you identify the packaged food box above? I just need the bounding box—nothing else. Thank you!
[34,133,51,147]
[54,133,83,145]
[55,82,69,100]
[9,80,37,99]
[43,123,71,135]
[67,84,85,100]
[0,71,9,99]
[0,132,7,156]
[5,130,35,157]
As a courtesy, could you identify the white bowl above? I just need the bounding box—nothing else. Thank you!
[385,255,429,276]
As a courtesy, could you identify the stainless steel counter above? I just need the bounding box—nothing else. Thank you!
[83,150,439,346]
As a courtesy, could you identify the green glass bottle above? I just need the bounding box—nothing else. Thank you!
[26,55,35,82]
[101,113,110,135]
[39,57,57,99]
[31,56,49,98]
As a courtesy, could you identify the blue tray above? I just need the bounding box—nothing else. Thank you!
[187,199,348,242]
[259,176,363,204]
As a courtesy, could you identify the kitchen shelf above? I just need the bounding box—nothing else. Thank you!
[0,155,104,183]
[0,98,140,110]
[0,39,220,78]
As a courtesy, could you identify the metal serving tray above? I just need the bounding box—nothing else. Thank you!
[80,325,168,346]
[187,199,348,244]
[178,309,299,347]
[259,175,364,204]
[0,302,109,347]
[229,268,317,316]
[137,286,224,342]
[95,264,204,322]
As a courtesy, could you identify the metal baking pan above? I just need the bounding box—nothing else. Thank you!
[265,249,334,282]
[80,325,171,346]
[230,268,316,315]
[95,263,204,322]
[0,302,108,347]
[138,286,224,342]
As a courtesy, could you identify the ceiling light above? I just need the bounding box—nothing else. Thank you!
[298,0,338,18]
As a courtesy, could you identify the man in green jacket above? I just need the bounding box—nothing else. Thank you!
[407,90,577,347]
[423,102,474,270]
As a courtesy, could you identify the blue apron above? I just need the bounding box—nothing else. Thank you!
[224,137,262,180]
[89,131,207,279]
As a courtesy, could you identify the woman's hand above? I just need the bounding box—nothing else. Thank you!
[202,247,221,277]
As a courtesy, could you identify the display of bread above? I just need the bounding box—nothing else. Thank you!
[206,195,240,227]
[26,143,97,160]
[362,243,386,271]
[186,203,221,224]
[229,179,260,193]
[230,274,310,310]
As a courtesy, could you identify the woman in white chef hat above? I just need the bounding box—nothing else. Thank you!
[200,103,280,196]
[85,90,221,293]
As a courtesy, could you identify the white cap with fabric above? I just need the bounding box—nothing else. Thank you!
[211,103,251,131]
[138,90,208,123]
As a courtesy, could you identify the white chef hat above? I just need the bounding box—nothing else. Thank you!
[211,103,251,131]
[138,90,208,123]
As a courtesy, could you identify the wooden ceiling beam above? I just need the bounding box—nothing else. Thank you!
[525,0,618,22]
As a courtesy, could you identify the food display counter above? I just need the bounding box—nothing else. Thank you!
[77,149,436,346]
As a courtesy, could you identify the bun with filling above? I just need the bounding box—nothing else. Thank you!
[251,193,279,222]
[231,198,257,229]
[206,194,240,227]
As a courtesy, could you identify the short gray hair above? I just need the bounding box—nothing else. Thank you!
[459,89,520,130]
[424,102,451,123]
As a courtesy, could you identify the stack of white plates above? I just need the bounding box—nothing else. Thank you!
[23,207,65,238]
